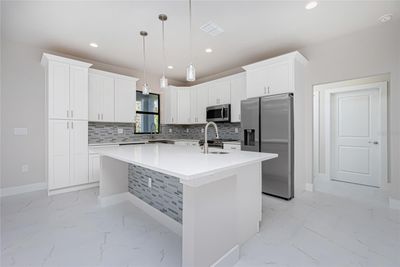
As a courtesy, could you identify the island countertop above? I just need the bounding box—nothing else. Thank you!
[91,143,277,186]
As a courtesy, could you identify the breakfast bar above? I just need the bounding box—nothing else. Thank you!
[92,143,277,267]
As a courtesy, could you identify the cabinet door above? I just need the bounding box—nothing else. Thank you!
[189,87,198,123]
[70,66,88,120]
[101,76,115,122]
[196,85,209,123]
[88,74,102,121]
[48,120,70,190]
[114,78,136,123]
[48,61,70,119]
[89,154,100,183]
[208,81,230,105]
[246,67,269,98]
[164,86,178,124]
[70,120,88,186]
[178,88,191,124]
[268,61,293,94]
[230,75,246,122]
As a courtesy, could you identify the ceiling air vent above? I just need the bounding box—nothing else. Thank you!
[200,21,224,36]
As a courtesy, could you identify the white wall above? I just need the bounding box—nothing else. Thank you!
[0,40,183,189]
[299,21,400,198]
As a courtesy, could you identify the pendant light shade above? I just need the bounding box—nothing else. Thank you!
[140,31,150,95]
[159,14,169,89]
[186,0,196,82]
[186,63,196,81]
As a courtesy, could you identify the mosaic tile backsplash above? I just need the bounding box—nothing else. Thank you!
[89,122,241,144]
[128,164,183,223]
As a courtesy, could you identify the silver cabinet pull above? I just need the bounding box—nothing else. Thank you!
[71,121,74,129]
[368,141,379,145]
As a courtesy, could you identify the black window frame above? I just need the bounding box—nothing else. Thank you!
[135,91,161,135]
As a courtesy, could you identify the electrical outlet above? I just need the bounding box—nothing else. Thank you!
[169,128,172,133]
[117,128,123,134]
[22,164,29,173]
[235,128,239,133]
[148,178,152,188]
[201,128,204,133]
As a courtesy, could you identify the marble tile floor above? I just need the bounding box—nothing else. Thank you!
[1,188,399,267]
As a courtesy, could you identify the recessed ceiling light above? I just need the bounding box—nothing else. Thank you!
[167,65,174,69]
[379,14,393,23]
[89,43,99,48]
[205,48,213,53]
[305,1,318,10]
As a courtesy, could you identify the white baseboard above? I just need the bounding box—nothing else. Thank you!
[0,182,47,197]
[48,182,99,196]
[98,192,182,236]
[210,245,240,267]
[305,183,314,192]
[389,197,400,210]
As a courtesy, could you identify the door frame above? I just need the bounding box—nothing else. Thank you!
[324,82,387,186]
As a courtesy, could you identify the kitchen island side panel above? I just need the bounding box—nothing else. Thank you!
[128,164,183,223]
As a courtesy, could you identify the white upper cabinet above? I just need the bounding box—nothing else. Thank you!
[190,85,208,124]
[230,73,246,123]
[88,69,138,123]
[69,66,89,120]
[114,78,137,123]
[208,80,230,106]
[177,87,191,124]
[164,86,178,124]
[243,51,307,98]
[42,54,92,120]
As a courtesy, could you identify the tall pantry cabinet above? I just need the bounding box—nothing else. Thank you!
[41,54,93,194]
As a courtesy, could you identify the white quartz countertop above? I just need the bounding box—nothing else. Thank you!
[91,143,277,186]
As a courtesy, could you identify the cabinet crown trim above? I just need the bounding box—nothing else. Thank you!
[89,68,139,82]
[41,53,93,68]
[242,51,308,71]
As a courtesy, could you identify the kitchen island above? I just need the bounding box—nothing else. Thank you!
[91,143,277,267]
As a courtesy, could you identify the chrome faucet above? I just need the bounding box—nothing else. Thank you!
[204,121,219,154]
[150,122,157,139]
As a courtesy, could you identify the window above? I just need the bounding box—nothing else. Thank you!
[135,91,160,134]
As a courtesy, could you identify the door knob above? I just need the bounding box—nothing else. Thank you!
[368,141,379,145]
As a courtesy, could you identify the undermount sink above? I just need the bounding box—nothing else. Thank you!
[209,151,229,155]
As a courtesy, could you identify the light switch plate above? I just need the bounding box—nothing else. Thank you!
[148,178,152,188]
[14,128,28,136]
[117,128,124,134]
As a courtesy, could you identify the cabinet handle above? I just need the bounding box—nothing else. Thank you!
[67,110,70,118]
[71,121,74,129]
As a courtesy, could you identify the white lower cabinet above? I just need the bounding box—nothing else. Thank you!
[48,120,88,190]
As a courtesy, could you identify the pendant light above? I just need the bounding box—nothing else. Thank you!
[159,14,168,89]
[140,31,150,95]
[186,0,196,81]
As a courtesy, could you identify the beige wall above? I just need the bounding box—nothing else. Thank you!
[0,40,183,189]
[299,21,400,197]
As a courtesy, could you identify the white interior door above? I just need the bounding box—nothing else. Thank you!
[331,88,380,187]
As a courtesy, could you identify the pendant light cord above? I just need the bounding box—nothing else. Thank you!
[189,0,192,63]
[162,20,166,77]
[142,35,146,83]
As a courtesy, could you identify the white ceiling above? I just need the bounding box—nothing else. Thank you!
[2,1,400,82]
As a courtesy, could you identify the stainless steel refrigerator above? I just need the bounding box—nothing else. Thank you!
[241,93,294,200]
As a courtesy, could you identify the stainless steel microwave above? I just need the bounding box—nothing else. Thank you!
[206,104,231,122]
